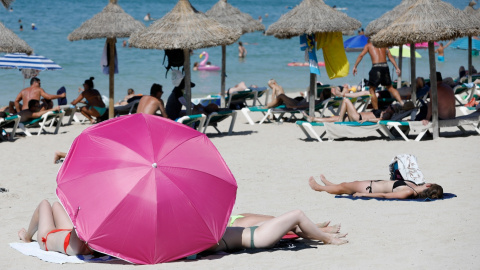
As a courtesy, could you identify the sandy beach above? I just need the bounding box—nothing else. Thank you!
[1,104,479,269]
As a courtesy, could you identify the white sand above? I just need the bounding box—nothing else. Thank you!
[1,107,479,269]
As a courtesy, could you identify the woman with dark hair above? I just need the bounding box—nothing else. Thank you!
[309,174,443,200]
[71,77,106,124]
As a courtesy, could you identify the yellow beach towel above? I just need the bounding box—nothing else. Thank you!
[316,32,349,79]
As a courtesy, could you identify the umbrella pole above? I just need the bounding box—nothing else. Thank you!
[184,49,192,115]
[309,73,315,117]
[397,47,402,90]
[410,45,416,103]
[107,37,116,119]
[428,42,439,140]
[221,45,226,108]
[468,36,475,100]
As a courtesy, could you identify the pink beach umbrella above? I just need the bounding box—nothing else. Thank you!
[56,114,237,264]
[407,42,439,48]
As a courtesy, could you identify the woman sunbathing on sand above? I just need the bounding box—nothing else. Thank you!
[309,175,443,200]
[18,200,92,255]
[206,210,347,253]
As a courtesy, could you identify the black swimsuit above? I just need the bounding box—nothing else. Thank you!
[365,180,418,195]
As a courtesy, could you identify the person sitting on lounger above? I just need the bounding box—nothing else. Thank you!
[136,83,168,117]
[416,72,455,125]
[12,77,66,113]
[18,200,92,255]
[71,77,106,124]
[309,174,443,200]
[115,88,141,106]
[265,79,323,109]
[18,99,61,123]
[204,209,347,254]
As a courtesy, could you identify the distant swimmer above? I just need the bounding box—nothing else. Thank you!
[435,41,452,62]
[144,13,152,21]
[238,41,247,58]
[31,23,37,30]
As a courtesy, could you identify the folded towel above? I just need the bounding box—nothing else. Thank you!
[10,242,119,264]
[334,193,457,202]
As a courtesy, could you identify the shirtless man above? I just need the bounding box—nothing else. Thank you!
[353,39,403,110]
[18,99,61,123]
[421,72,455,125]
[434,41,452,62]
[238,41,247,58]
[136,83,168,117]
[14,77,66,113]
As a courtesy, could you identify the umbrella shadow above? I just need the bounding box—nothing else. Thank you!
[205,130,256,138]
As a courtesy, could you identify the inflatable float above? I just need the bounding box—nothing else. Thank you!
[287,62,325,67]
[198,51,220,71]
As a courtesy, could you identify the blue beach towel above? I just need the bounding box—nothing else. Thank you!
[334,193,457,202]
[57,86,67,105]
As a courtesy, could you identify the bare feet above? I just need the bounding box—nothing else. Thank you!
[316,221,330,228]
[18,228,31,242]
[309,177,324,191]
[320,174,334,186]
[302,111,314,122]
[324,234,348,245]
[321,224,341,233]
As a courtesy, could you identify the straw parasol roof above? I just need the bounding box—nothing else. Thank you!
[205,0,264,34]
[371,0,480,48]
[68,0,146,41]
[0,22,33,54]
[365,0,418,37]
[1,0,14,9]
[129,0,241,50]
[265,0,361,39]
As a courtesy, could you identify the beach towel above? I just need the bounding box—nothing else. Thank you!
[315,32,349,79]
[300,34,321,76]
[334,193,457,202]
[9,242,119,264]
[324,122,381,139]
[101,42,118,75]
[56,86,67,106]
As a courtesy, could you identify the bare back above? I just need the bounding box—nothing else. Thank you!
[137,96,163,115]
[365,43,387,64]
[436,82,456,120]
[82,89,105,107]
[17,86,43,110]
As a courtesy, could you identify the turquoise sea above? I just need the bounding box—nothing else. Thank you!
[0,0,474,105]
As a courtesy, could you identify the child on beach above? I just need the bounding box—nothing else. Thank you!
[18,200,92,255]
[309,174,443,200]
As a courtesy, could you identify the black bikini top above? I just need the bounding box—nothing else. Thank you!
[393,180,418,195]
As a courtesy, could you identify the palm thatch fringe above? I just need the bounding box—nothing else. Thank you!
[1,0,14,9]
[68,0,145,41]
[265,0,361,39]
[372,0,480,48]
[129,0,241,50]
[365,0,417,37]
[205,0,264,34]
[0,22,33,54]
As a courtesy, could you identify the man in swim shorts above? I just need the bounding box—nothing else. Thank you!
[353,39,404,110]
[435,41,452,63]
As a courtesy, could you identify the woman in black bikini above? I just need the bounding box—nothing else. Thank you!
[18,200,92,255]
[206,210,348,253]
[309,174,443,200]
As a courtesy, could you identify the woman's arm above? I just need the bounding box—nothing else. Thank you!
[71,93,84,106]
[353,190,413,199]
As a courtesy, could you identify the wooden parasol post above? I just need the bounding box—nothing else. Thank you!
[309,73,315,117]
[428,41,439,139]
[410,45,417,103]
[184,48,192,115]
[107,37,116,119]
[221,45,226,108]
[397,47,402,90]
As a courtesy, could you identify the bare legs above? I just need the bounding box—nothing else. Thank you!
[265,94,300,109]
[54,151,67,164]
[309,175,369,195]
[80,107,99,124]
[387,85,404,106]
[252,210,348,248]
[369,86,379,109]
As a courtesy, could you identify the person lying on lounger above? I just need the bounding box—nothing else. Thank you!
[205,210,348,254]
[18,200,92,255]
[225,81,259,95]
[18,99,61,123]
[308,174,443,200]
[265,79,324,109]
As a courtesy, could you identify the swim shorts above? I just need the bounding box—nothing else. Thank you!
[437,56,444,62]
[368,63,392,88]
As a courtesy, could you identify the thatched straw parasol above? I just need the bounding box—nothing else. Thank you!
[1,0,14,9]
[129,0,242,115]
[265,0,361,116]
[206,0,265,107]
[371,0,480,140]
[0,22,33,54]
[68,0,146,119]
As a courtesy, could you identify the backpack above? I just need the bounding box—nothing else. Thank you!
[389,154,425,185]
[163,49,184,78]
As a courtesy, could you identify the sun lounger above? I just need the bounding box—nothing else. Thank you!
[241,105,286,125]
[318,95,371,117]
[0,115,20,141]
[59,105,77,125]
[225,90,254,109]
[18,110,65,136]
[296,120,389,142]
[114,99,140,116]
[176,114,206,131]
[379,110,480,141]
[244,87,269,107]
[202,110,237,135]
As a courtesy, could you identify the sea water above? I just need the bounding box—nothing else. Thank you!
[0,0,473,105]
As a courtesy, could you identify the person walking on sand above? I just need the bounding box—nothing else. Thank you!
[238,41,247,58]
[13,77,66,113]
[308,174,443,200]
[435,41,452,62]
[352,39,404,110]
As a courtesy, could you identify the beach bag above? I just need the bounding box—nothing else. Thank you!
[163,49,184,78]
[389,154,425,185]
